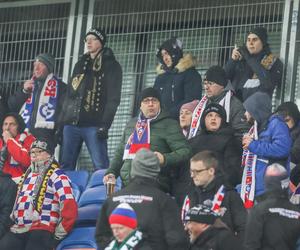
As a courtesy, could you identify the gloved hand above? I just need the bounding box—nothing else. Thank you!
[237,46,250,60]
[97,127,108,140]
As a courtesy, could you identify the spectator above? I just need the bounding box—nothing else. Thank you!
[224,26,283,102]
[244,163,300,250]
[182,150,246,242]
[154,37,202,119]
[0,113,35,183]
[8,53,66,146]
[104,87,191,194]
[179,100,199,138]
[189,103,242,186]
[0,163,17,240]
[189,65,249,140]
[184,204,241,250]
[96,148,189,250]
[60,28,122,171]
[105,203,152,250]
[241,92,292,208]
[0,138,78,250]
[275,102,300,190]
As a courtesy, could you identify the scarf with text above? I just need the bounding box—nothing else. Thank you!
[188,91,232,139]
[105,230,143,250]
[240,122,258,209]
[20,73,59,129]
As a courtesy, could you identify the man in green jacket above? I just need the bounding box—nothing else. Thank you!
[104,87,192,193]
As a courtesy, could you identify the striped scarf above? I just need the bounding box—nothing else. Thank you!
[240,122,258,209]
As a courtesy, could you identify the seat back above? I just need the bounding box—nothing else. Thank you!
[86,169,106,189]
[65,170,89,192]
[78,186,107,207]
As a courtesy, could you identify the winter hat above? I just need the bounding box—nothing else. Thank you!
[35,53,55,73]
[139,87,161,105]
[185,204,219,225]
[180,100,199,113]
[31,138,55,155]
[200,103,227,130]
[109,203,137,229]
[248,27,268,46]
[131,148,160,180]
[276,102,300,126]
[243,92,272,125]
[204,65,228,87]
[156,37,183,67]
[85,28,107,46]
[264,163,289,192]
[2,112,26,134]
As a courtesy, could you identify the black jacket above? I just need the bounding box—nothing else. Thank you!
[224,49,283,102]
[189,226,240,250]
[61,47,122,130]
[291,122,300,164]
[8,76,66,144]
[95,177,189,250]
[154,54,202,119]
[187,175,246,242]
[189,125,242,186]
[0,172,17,239]
[244,190,300,250]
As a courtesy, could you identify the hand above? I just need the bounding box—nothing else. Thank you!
[242,134,253,150]
[2,130,13,143]
[231,48,242,61]
[103,173,116,185]
[23,80,34,93]
[97,127,108,140]
[154,151,165,165]
[237,46,250,60]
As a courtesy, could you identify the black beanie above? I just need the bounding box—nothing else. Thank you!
[204,65,227,87]
[200,103,227,130]
[248,27,268,46]
[2,112,26,134]
[156,37,183,67]
[185,204,219,225]
[85,28,107,46]
[31,138,55,155]
[276,102,300,126]
[35,53,55,73]
[139,87,161,105]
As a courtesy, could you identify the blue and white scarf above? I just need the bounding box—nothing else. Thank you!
[20,73,59,129]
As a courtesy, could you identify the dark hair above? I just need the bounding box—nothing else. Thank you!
[190,150,218,170]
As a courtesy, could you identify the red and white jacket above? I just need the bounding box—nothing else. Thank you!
[0,132,35,179]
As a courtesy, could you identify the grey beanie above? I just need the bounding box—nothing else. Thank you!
[35,53,55,73]
[131,148,160,179]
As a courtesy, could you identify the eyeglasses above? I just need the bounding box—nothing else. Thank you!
[30,149,44,155]
[142,98,159,104]
[190,168,209,175]
[84,37,99,43]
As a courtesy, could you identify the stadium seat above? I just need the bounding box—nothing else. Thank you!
[71,182,81,202]
[75,203,102,227]
[56,227,98,250]
[78,185,107,207]
[86,169,106,188]
[65,170,89,192]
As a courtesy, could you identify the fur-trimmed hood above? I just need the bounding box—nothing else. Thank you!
[156,53,198,75]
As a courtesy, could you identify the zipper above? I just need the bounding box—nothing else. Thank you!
[172,84,175,102]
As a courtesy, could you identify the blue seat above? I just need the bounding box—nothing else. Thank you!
[78,185,107,207]
[56,227,98,250]
[65,170,89,192]
[86,169,106,188]
[76,203,102,227]
[71,182,81,202]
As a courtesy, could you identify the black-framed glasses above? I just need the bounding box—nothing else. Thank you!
[29,149,44,155]
[190,168,209,175]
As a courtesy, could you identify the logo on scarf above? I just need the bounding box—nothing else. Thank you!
[44,79,57,97]
[39,103,55,119]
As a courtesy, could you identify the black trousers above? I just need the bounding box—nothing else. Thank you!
[0,230,54,250]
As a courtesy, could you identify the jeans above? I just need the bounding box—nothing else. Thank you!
[61,125,109,170]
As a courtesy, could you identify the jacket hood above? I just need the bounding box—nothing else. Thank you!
[156,53,197,75]
[243,92,272,125]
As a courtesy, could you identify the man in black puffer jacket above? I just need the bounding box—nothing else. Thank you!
[182,151,246,244]
[0,169,17,239]
[96,149,189,250]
